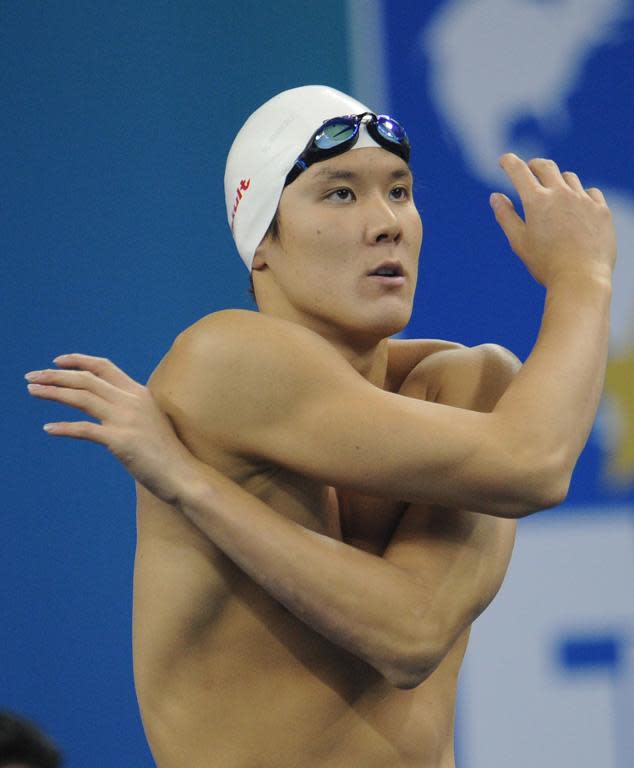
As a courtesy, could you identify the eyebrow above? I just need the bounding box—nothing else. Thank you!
[312,166,413,183]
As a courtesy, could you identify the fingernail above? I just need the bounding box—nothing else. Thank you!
[25,371,41,381]
[490,193,502,210]
[27,383,44,391]
[43,424,54,432]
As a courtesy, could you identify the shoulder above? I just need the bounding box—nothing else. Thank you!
[161,309,347,373]
[399,342,522,403]
[150,310,338,388]
[147,310,361,443]
[386,337,465,392]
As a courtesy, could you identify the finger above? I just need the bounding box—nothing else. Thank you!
[527,157,566,188]
[27,382,110,421]
[52,354,142,393]
[586,187,606,204]
[43,420,107,444]
[562,171,584,193]
[25,368,125,403]
[490,193,525,250]
[499,153,541,200]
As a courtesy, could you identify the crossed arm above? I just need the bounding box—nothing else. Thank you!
[160,341,518,689]
[26,332,519,689]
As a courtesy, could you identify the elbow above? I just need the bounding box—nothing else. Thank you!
[510,454,571,518]
[381,659,436,690]
[531,472,570,515]
[378,623,445,690]
[384,664,435,691]
[473,418,572,518]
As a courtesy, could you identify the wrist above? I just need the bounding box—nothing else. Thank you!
[173,453,218,512]
[546,268,613,295]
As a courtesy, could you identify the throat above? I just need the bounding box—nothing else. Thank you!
[331,336,391,387]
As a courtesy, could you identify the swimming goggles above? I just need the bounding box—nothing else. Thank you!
[284,111,411,187]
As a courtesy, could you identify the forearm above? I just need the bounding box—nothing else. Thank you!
[177,466,427,685]
[492,272,612,498]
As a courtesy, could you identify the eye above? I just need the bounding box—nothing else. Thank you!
[326,188,356,202]
[390,185,411,201]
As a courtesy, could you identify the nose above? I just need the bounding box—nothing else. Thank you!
[363,194,402,245]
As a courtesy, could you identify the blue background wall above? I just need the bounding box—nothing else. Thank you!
[4,2,633,767]
[3,3,349,765]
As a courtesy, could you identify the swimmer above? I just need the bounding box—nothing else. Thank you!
[26,86,616,768]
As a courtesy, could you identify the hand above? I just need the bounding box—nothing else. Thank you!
[25,354,202,506]
[490,154,616,287]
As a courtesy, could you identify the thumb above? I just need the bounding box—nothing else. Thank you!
[490,193,524,252]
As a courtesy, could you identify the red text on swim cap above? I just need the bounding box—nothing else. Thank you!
[230,178,251,231]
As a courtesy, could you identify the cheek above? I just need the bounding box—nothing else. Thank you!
[409,209,423,240]
[299,225,355,270]
[277,203,357,281]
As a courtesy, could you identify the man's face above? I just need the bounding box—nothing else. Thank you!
[254,147,422,342]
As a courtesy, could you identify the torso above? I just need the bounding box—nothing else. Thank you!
[133,344,469,768]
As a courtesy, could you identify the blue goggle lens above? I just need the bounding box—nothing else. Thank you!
[376,116,406,143]
[314,120,357,149]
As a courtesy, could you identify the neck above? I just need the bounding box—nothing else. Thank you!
[323,329,390,388]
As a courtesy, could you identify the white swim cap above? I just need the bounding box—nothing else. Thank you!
[224,85,383,271]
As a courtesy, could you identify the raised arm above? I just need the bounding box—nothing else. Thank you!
[487,155,614,494]
[153,154,613,518]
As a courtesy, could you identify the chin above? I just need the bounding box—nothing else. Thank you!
[350,305,412,341]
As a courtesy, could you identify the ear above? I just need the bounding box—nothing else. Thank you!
[252,248,268,271]
[252,234,275,271]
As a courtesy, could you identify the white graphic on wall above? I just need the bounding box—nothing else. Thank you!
[423,0,634,489]
[464,515,634,768]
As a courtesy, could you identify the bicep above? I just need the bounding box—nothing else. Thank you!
[263,381,502,507]
[261,344,535,514]
[262,349,530,512]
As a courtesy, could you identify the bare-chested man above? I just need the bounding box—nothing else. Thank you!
[26,86,616,768]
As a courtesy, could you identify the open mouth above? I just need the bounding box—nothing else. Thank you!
[367,261,405,284]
